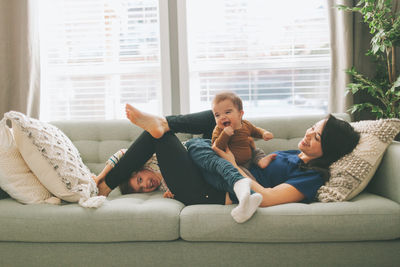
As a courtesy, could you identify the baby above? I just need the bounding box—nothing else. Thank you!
[211,91,275,168]
[204,91,276,222]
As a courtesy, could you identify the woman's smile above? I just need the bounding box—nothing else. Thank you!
[300,138,309,147]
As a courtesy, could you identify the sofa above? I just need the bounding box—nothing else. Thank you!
[0,113,399,267]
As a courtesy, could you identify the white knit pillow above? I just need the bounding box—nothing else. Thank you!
[317,118,400,202]
[4,111,105,208]
[0,118,59,204]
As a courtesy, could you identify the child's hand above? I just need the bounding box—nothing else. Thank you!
[263,131,274,141]
[163,190,175,199]
[223,126,234,136]
[257,153,277,169]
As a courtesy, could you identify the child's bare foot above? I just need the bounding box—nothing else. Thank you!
[257,153,277,169]
[125,104,169,139]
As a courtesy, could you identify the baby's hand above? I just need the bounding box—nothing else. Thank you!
[257,153,277,169]
[263,131,274,141]
[223,126,234,136]
[163,190,175,199]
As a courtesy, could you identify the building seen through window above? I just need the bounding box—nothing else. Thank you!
[39,0,330,120]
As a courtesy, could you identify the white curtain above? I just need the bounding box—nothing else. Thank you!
[326,0,354,114]
[0,0,40,119]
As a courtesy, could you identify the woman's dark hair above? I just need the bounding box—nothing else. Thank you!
[301,114,360,180]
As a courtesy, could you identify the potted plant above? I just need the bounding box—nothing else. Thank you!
[337,0,400,119]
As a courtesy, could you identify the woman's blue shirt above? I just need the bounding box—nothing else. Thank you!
[249,150,324,202]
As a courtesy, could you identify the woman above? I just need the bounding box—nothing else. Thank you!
[96,104,359,219]
[185,113,360,210]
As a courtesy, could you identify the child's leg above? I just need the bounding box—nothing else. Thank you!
[125,104,169,139]
[125,103,215,139]
[104,131,156,189]
[154,132,225,205]
[166,110,215,139]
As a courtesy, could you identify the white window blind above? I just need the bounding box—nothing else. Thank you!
[185,0,330,117]
[38,0,162,121]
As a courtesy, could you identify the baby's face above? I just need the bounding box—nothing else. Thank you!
[212,99,244,130]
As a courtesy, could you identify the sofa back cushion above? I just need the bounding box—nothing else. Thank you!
[53,113,349,175]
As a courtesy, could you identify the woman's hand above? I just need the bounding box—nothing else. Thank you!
[212,144,236,165]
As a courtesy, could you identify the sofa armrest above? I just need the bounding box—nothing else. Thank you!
[367,141,400,204]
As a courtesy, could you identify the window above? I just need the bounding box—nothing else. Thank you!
[38,0,330,120]
[38,0,163,120]
[184,0,330,117]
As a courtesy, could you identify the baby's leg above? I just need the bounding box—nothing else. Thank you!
[185,138,261,222]
[257,154,277,169]
[231,192,263,223]
[185,138,244,193]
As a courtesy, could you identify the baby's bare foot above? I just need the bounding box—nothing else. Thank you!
[257,153,277,169]
[125,104,169,139]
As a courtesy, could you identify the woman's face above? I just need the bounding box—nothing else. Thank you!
[129,169,162,193]
[298,119,325,160]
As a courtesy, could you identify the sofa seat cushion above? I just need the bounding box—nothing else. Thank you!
[180,192,400,243]
[0,191,183,242]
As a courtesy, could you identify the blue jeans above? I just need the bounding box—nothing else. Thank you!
[185,138,246,197]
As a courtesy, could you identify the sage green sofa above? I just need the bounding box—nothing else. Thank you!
[0,114,399,267]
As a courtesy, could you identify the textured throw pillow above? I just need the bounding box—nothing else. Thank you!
[4,111,105,208]
[317,118,400,202]
[0,117,59,204]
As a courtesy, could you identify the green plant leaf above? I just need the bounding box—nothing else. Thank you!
[391,75,400,92]
[338,0,398,119]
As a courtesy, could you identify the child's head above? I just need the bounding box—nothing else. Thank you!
[212,91,244,130]
[119,168,162,194]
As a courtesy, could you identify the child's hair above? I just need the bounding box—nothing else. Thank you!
[212,91,243,111]
[119,179,135,194]
[118,171,141,194]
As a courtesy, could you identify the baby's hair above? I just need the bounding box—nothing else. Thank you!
[212,91,243,111]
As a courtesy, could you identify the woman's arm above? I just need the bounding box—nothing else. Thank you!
[212,145,305,207]
[250,181,304,207]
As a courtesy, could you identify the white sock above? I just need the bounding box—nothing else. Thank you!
[233,178,251,204]
[231,193,262,223]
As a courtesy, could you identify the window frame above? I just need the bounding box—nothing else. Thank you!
[38,0,331,120]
